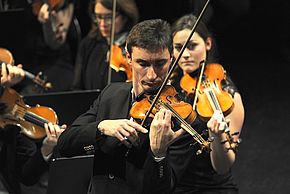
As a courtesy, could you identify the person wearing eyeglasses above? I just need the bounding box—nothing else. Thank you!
[71,0,139,91]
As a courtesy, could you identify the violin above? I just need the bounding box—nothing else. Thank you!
[32,0,66,16]
[180,63,234,119]
[0,87,58,139]
[130,85,212,154]
[180,63,241,149]
[0,47,52,90]
[110,44,132,81]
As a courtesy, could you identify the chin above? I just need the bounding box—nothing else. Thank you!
[184,67,197,74]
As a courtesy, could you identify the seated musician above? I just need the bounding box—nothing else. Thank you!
[0,65,66,193]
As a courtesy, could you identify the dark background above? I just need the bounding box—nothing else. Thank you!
[2,0,290,193]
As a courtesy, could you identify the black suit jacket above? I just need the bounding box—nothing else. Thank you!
[58,82,176,194]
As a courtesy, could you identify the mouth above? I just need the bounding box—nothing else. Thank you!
[181,61,195,65]
[142,81,161,91]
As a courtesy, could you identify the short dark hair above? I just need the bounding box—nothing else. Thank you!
[126,19,173,56]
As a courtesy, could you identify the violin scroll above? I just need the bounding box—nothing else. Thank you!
[0,47,53,91]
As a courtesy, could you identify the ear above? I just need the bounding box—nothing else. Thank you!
[126,49,132,65]
[205,37,212,51]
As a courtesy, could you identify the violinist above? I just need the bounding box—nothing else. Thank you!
[19,0,75,94]
[163,14,245,193]
[1,69,66,193]
[0,85,66,193]
[58,19,184,194]
[71,0,139,91]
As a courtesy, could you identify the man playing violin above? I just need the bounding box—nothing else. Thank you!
[58,18,235,194]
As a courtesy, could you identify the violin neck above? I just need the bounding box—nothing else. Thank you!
[23,111,49,128]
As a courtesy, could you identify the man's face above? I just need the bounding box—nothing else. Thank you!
[127,47,171,97]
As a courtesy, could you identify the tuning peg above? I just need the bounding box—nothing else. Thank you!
[196,149,202,155]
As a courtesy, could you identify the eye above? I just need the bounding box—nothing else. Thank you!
[174,44,183,52]
[186,42,197,50]
[138,61,150,67]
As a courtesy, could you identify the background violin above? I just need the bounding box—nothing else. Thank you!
[0,47,52,90]
[130,85,211,154]
[32,0,66,16]
[180,63,234,119]
[110,44,132,81]
[0,87,58,139]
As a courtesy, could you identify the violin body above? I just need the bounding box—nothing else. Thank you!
[130,85,212,153]
[180,63,234,119]
[0,87,58,139]
[130,85,196,124]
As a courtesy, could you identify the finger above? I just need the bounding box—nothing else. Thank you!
[119,127,130,138]
[158,109,166,120]
[61,124,67,129]
[6,64,14,78]
[1,63,8,78]
[225,118,231,126]
[44,123,50,137]
[115,132,132,148]
[123,124,138,140]
[128,121,148,133]
[174,128,185,139]
[53,124,64,136]
[48,122,57,138]
[163,110,172,123]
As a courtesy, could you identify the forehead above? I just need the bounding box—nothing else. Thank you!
[95,2,111,13]
[173,29,202,43]
[131,47,171,60]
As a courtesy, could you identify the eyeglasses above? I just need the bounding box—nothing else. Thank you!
[92,13,120,24]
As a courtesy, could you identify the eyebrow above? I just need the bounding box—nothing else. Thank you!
[135,58,169,64]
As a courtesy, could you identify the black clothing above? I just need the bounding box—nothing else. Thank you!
[16,1,74,95]
[0,126,48,194]
[58,82,164,193]
[72,32,127,91]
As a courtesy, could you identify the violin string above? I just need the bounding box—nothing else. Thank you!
[15,104,48,127]
[158,100,206,145]
[206,86,230,133]
[192,61,206,111]
[156,100,204,144]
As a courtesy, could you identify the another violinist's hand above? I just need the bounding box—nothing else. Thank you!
[150,109,184,157]
[207,110,229,138]
[51,10,68,44]
[98,119,148,147]
[1,63,25,87]
[41,123,67,157]
[38,3,50,23]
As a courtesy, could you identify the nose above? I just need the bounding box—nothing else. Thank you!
[182,48,191,58]
[147,66,157,80]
